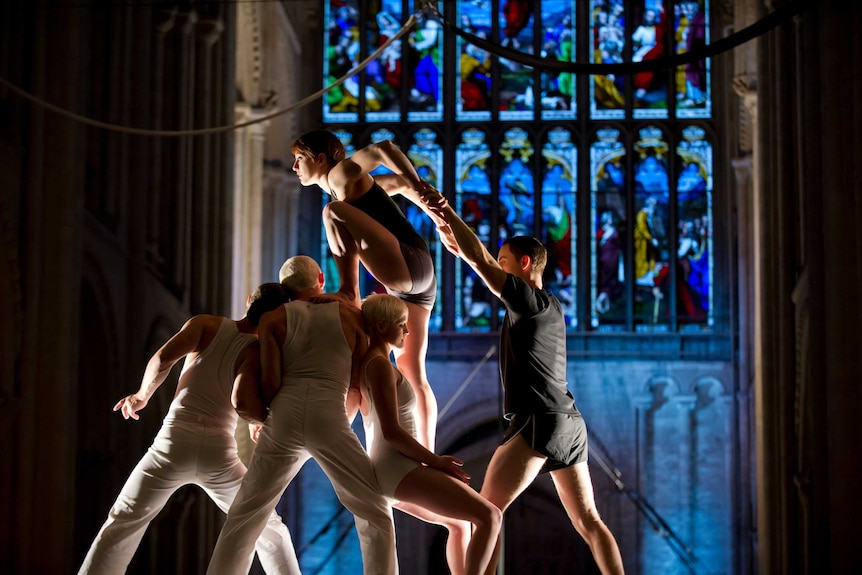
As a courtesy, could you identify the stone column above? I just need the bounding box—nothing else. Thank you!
[231,103,270,319]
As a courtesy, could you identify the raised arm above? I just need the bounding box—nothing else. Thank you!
[424,191,508,299]
[364,356,469,483]
[349,140,424,187]
[375,173,447,228]
[231,341,268,424]
[113,315,206,420]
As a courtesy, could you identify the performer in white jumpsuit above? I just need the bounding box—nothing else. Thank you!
[206,256,397,575]
[78,283,300,575]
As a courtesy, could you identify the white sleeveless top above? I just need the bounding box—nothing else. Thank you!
[164,318,255,434]
[361,357,421,500]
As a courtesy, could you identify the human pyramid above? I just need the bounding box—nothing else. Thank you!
[77,130,624,575]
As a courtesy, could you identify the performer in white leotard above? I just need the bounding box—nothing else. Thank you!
[78,283,299,575]
[359,294,502,575]
[206,256,397,575]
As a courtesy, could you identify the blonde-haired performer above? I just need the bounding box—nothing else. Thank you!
[359,294,501,575]
[291,129,441,450]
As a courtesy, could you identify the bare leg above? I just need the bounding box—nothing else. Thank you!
[323,200,438,448]
[392,302,436,449]
[395,501,470,575]
[550,463,624,575]
[395,467,502,575]
[323,201,412,292]
[478,433,547,575]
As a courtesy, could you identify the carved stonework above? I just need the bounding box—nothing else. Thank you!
[236,2,263,104]
[733,74,758,154]
[718,0,734,26]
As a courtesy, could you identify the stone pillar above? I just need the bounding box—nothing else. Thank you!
[262,165,302,280]
[232,103,270,319]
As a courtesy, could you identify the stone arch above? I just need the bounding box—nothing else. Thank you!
[693,376,727,409]
[641,376,682,410]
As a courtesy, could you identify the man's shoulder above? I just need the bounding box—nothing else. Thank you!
[337,302,364,326]
[187,314,227,330]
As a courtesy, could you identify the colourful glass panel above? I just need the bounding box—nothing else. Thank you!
[676,125,713,328]
[632,1,670,119]
[632,126,670,330]
[456,0,493,121]
[407,7,444,122]
[674,0,711,118]
[455,129,494,331]
[590,127,627,329]
[323,0,361,122]
[540,0,577,120]
[498,1,536,120]
[590,0,626,120]
[366,0,404,122]
[407,128,445,332]
[541,127,577,328]
[498,127,535,240]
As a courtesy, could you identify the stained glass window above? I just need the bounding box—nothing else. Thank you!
[541,127,577,327]
[632,1,669,118]
[674,0,711,118]
[590,0,626,119]
[407,11,444,122]
[591,128,627,330]
[632,126,670,330]
[322,0,360,122]
[540,0,577,120]
[456,0,493,121]
[318,0,716,334]
[497,2,535,120]
[455,129,494,331]
[676,125,713,327]
[366,0,404,122]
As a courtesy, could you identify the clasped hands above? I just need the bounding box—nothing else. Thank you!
[417,181,461,256]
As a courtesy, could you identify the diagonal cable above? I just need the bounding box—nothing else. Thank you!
[433,0,814,75]
[0,13,418,137]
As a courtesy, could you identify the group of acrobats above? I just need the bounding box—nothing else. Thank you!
[77,130,625,575]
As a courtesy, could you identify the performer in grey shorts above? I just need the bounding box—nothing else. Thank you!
[422,189,625,575]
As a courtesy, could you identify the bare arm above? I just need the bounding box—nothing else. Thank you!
[232,341,268,424]
[365,356,470,483]
[375,174,447,227]
[426,194,508,299]
[349,140,424,187]
[259,308,286,404]
[113,316,206,420]
[339,304,368,423]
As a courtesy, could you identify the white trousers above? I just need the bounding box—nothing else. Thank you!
[78,419,300,575]
[206,380,398,575]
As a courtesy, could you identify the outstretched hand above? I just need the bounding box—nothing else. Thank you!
[432,454,471,484]
[113,393,148,420]
[436,224,461,257]
[416,183,462,256]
